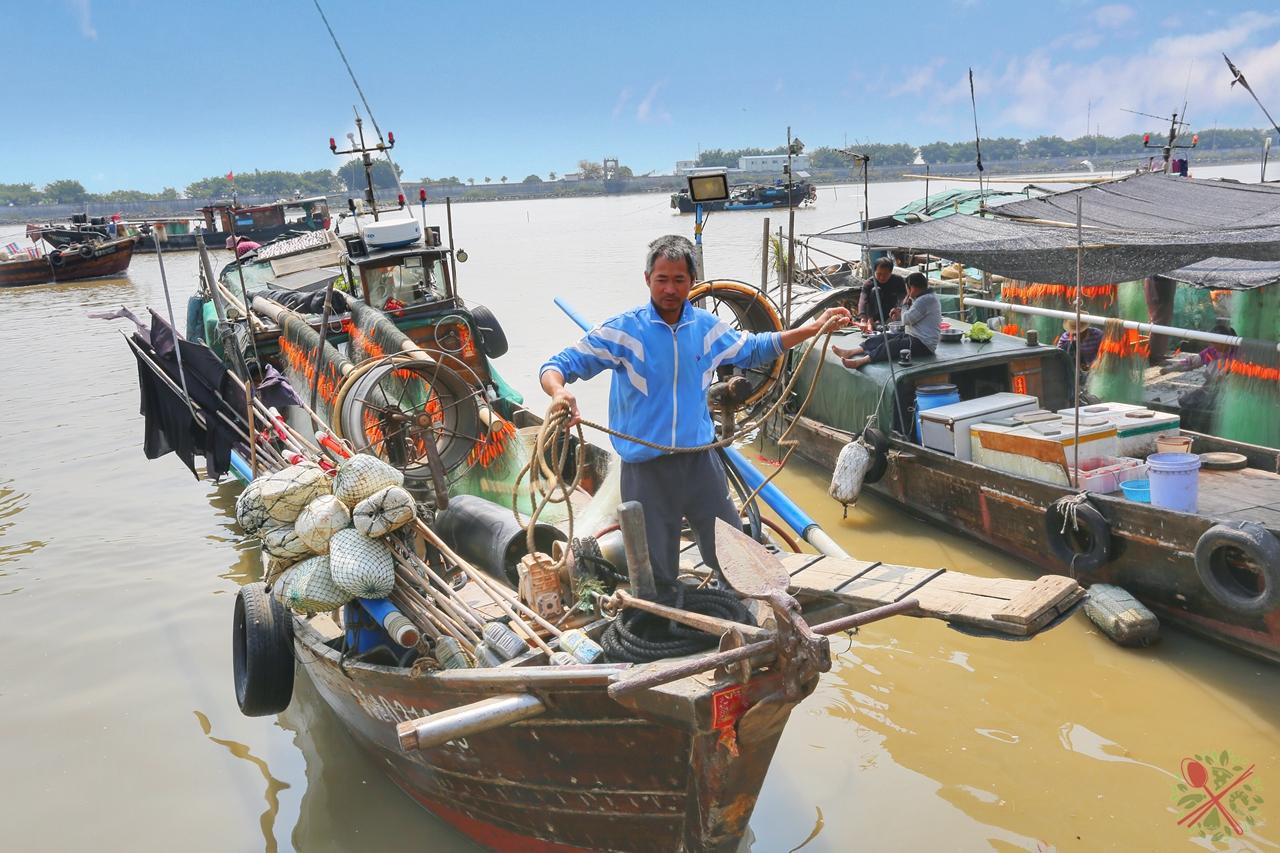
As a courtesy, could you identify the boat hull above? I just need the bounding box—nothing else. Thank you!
[781,414,1280,664]
[295,617,803,852]
[37,223,325,253]
[0,236,136,286]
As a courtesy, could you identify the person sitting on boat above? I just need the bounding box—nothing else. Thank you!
[1056,318,1104,370]
[857,257,907,324]
[539,234,851,600]
[837,272,940,369]
[224,235,261,258]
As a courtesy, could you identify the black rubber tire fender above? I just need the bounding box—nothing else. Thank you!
[232,581,295,717]
[49,250,64,267]
[468,304,509,359]
[1194,521,1280,618]
[861,425,890,485]
[78,244,94,259]
[1044,497,1112,573]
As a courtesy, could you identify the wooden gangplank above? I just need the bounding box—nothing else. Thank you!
[781,554,1083,637]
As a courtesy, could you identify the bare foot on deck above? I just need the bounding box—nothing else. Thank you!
[832,344,864,358]
[842,356,871,370]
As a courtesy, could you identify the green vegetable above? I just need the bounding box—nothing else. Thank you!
[968,321,993,342]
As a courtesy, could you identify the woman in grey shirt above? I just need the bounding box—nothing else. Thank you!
[835,272,942,369]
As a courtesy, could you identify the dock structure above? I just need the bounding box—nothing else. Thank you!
[683,542,1084,638]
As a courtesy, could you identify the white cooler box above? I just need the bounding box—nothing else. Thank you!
[920,393,1039,460]
[1057,403,1180,457]
[971,418,1120,485]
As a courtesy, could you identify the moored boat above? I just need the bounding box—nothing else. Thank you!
[672,178,816,213]
[0,235,137,287]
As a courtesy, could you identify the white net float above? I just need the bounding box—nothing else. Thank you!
[352,485,416,538]
[295,495,352,554]
[235,480,270,535]
[328,528,395,598]
[260,522,313,561]
[286,555,352,612]
[333,454,404,509]
[257,462,332,523]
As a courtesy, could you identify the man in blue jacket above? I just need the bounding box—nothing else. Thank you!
[540,235,850,598]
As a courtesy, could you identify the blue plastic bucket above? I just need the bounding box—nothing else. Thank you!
[1147,452,1201,513]
[915,383,961,441]
[1119,479,1151,503]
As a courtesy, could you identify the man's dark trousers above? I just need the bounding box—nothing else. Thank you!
[619,449,739,598]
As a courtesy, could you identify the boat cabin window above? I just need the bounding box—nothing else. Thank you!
[361,255,446,309]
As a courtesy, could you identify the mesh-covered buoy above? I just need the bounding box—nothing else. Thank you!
[333,454,404,509]
[235,480,270,535]
[258,462,332,523]
[260,522,312,561]
[329,528,395,598]
[352,485,416,538]
[295,495,352,554]
[286,555,352,612]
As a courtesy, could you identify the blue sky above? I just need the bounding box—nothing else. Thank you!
[5,0,1280,192]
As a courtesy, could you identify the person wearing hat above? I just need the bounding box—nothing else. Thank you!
[1056,317,1104,369]
[225,235,261,257]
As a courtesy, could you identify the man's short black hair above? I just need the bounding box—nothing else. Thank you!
[874,257,895,271]
[906,271,929,290]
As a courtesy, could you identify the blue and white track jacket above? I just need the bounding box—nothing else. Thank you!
[540,300,783,462]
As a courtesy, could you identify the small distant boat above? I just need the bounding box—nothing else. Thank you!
[672,178,817,213]
[32,196,331,253]
[0,236,137,287]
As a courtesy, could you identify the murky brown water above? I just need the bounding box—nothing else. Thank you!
[2,168,1276,851]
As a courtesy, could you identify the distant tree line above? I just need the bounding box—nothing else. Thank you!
[696,127,1273,169]
[6,128,1270,208]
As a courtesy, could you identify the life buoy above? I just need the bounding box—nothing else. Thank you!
[1194,522,1280,617]
[49,250,64,267]
[232,581,295,716]
[78,245,94,259]
[468,304,509,359]
[861,425,890,484]
[1045,496,1111,573]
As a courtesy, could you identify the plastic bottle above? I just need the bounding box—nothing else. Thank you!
[482,622,529,661]
[433,636,470,669]
[558,628,604,664]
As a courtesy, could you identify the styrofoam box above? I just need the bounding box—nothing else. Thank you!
[971,418,1120,485]
[920,393,1039,460]
[1057,403,1180,457]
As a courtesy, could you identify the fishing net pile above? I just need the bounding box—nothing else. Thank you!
[235,454,418,613]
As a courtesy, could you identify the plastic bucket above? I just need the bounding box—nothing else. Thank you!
[1119,479,1151,503]
[1155,435,1193,454]
[1147,452,1201,512]
[915,383,961,441]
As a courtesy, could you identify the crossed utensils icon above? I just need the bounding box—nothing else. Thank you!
[1177,757,1256,835]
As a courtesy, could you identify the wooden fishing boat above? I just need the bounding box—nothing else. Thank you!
[772,318,1280,664]
[0,235,136,287]
[117,120,1083,850]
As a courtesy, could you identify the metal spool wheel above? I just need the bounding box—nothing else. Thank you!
[690,279,785,415]
[333,353,484,487]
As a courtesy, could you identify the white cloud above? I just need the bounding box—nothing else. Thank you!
[889,58,946,97]
[69,0,96,40]
[611,88,632,120]
[636,81,671,124]
[1092,4,1134,28]
[988,12,1280,137]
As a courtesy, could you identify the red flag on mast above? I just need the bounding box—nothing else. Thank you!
[226,170,235,182]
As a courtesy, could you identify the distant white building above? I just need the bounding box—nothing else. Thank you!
[561,172,582,182]
[675,160,698,175]
[675,162,734,177]
[738,154,810,173]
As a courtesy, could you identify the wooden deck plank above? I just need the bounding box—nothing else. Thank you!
[784,554,1082,637]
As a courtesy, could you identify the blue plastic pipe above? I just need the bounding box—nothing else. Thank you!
[553,296,593,333]
[229,449,253,484]
[550,298,850,559]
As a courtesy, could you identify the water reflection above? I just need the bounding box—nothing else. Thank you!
[195,710,291,852]
[0,480,44,595]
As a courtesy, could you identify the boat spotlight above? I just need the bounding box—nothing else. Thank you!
[687,171,730,204]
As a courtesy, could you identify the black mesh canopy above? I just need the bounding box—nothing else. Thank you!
[817,173,1280,287]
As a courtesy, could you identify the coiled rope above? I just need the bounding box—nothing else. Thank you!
[599,586,756,663]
